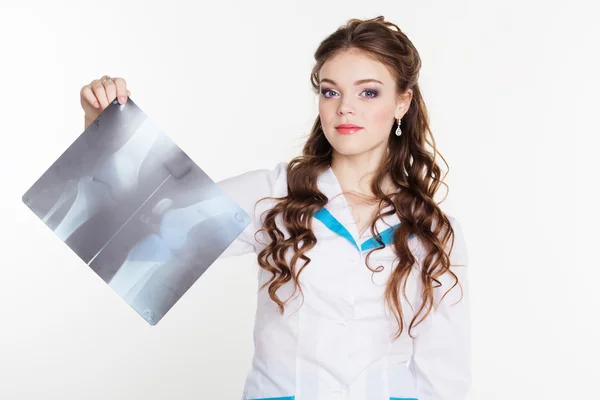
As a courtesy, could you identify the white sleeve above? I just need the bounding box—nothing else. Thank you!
[216,161,288,259]
[409,215,472,400]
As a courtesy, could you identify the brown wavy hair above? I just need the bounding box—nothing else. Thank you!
[254,15,464,340]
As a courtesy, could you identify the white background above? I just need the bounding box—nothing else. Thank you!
[1,0,598,399]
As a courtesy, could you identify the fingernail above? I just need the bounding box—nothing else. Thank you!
[119,96,126,104]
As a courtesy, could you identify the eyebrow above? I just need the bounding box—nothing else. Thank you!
[319,78,384,86]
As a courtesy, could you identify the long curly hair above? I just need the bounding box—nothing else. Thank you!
[254,15,464,340]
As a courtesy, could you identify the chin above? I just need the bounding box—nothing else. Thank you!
[330,142,375,157]
[327,136,384,157]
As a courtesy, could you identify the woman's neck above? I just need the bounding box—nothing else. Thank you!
[330,151,397,199]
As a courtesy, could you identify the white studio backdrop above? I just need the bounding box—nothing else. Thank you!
[0,0,598,399]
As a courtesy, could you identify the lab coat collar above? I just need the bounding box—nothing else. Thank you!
[314,166,405,253]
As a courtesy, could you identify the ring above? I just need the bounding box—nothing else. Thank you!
[101,75,112,83]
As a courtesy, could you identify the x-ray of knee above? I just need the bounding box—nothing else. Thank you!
[21,97,251,325]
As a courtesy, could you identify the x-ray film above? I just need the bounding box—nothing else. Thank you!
[22,97,251,325]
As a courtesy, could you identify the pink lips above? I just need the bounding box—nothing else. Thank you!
[335,124,363,135]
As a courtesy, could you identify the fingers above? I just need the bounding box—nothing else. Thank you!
[101,75,118,106]
[80,84,100,109]
[112,77,129,104]
[89,77,110,109]
[81,75,131,113]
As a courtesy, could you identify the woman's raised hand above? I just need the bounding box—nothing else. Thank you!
[80,75,131,127]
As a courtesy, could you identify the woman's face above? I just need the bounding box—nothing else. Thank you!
[318,48,411,159]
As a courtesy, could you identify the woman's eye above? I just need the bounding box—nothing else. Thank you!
[320,88,378,98]
[321,89,337,98]
[362,89,378,98]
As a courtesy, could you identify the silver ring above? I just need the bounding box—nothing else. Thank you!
[101,75,112,83]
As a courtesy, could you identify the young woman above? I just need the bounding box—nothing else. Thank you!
[80,16,471,400]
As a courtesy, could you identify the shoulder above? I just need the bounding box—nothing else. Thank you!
[217,160,288,192]
[412,213,469,270]
[216,161,289,211]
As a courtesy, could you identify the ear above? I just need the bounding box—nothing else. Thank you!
[395,88,413,119]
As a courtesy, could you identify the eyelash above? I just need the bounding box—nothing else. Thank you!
[320,88,379,99]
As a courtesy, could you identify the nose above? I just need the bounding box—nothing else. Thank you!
[337,97,356,116]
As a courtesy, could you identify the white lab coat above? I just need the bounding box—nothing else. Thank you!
[217,161,471,400]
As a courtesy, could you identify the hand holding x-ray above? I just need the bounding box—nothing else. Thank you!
[80,75,131,126]
[22,79,250,325]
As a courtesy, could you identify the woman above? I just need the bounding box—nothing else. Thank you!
[80,15,470,400]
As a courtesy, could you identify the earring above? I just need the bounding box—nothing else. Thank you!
[395,118,402,136]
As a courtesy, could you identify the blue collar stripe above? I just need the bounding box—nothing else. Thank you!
[313,208,360,251]
[314,207,414,252]
[361,227,414,251]
[360,225,396,251]
[248,397,295,400]
[248,397,415,400]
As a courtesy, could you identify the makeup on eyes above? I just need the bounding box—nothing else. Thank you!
[320,88,379,98]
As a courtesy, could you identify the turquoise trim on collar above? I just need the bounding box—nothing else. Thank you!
[248,397,295,400]
[360,225,397,251]
[314,207,413,252]
[361,227,415,250]
[248,396,414,400]
[314,207,360,251]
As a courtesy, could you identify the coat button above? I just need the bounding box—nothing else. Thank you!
[332,387,349,397]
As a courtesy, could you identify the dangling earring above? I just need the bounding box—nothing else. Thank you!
[395,118,402,136]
